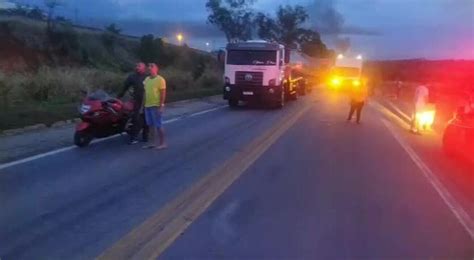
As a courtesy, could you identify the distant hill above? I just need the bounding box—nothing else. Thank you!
[0,14,211,72]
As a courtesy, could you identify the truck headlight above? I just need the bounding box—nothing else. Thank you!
[331,77,341,86]
[269,79,276,86]
[225,86,231,92]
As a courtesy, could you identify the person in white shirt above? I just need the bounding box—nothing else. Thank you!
[410,83,430,134]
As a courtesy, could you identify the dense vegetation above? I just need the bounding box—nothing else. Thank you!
[0,10,223,130]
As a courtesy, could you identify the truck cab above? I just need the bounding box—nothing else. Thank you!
[223,41,296,108]
[328,54,364,91]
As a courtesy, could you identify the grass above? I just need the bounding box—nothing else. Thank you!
[0,88,221,130]
[0,15,224,131]
[0,102,77,130]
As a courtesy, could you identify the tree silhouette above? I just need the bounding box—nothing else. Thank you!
[206,0,256,42]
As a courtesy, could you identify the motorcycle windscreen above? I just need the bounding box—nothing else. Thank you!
[87,90,113,101]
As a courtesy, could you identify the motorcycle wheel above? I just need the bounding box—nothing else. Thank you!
[74,131,93,147]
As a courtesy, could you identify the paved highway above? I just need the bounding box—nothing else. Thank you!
[0,89,472,259]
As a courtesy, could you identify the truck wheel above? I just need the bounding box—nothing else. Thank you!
[300,85,306,96]
[74,131,93,147]
[274,89,285,109]
[289,90,298,101]
[228,98,239,108]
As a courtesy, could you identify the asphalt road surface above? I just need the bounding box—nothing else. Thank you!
[1,89,473,259]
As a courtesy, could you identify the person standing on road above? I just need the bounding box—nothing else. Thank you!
[462,91,474,114]
[410,82,430,134]
[347,82,368,124]
[395,79,403,100]
[143,63,167,150]
[118,62,149,144]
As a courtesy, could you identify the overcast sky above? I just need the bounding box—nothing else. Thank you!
[10,0,474,59]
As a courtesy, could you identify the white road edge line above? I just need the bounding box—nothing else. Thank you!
[188,105,227,117]
[0,105,227,171]
[381,118,474,241]
[386,100,412,122]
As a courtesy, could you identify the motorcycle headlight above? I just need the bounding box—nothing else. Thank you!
[80,104,91,114]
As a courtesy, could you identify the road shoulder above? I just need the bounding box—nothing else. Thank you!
[0,95,225,164]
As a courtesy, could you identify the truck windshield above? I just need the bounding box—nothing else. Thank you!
[333,67,360,77]
[227,50,277,66]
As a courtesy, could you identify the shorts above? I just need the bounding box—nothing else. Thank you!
[144,106,162,128]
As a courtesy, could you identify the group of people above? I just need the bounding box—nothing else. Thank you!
[118,62,167,149]
[344,78,433,134]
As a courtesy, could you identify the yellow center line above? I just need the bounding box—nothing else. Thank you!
[97,102,312,260]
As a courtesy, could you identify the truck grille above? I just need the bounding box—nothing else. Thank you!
[235,71,263,86]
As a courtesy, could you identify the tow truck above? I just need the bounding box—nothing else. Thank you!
[223,41,298,108]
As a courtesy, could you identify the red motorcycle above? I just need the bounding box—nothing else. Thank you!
[74,90,135,147]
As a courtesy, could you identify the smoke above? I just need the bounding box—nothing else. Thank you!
[307,0,350,53]
[307,0,344,35]
[335,36,351,53]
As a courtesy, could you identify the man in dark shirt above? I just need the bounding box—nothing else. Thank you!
[118,62,148,144]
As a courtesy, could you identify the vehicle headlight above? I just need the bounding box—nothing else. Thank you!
[225,86,231,92]
[80,104,91,114]
[416,110,436,126]
[269,79,276,86]
[352,80,361,86]
[331,77,341,86]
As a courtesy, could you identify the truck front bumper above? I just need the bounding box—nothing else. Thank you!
[223,85,282,103]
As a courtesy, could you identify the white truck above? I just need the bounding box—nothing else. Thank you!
[328,54,364,90]
[223,41,298,108]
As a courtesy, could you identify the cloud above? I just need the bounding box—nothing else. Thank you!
[339,25,381,36]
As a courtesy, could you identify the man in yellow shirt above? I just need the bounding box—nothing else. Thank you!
[143,63,167,149]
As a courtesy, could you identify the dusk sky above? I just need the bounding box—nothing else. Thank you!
[10,0,474,59]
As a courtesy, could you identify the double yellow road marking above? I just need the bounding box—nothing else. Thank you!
[98,104,311,260]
